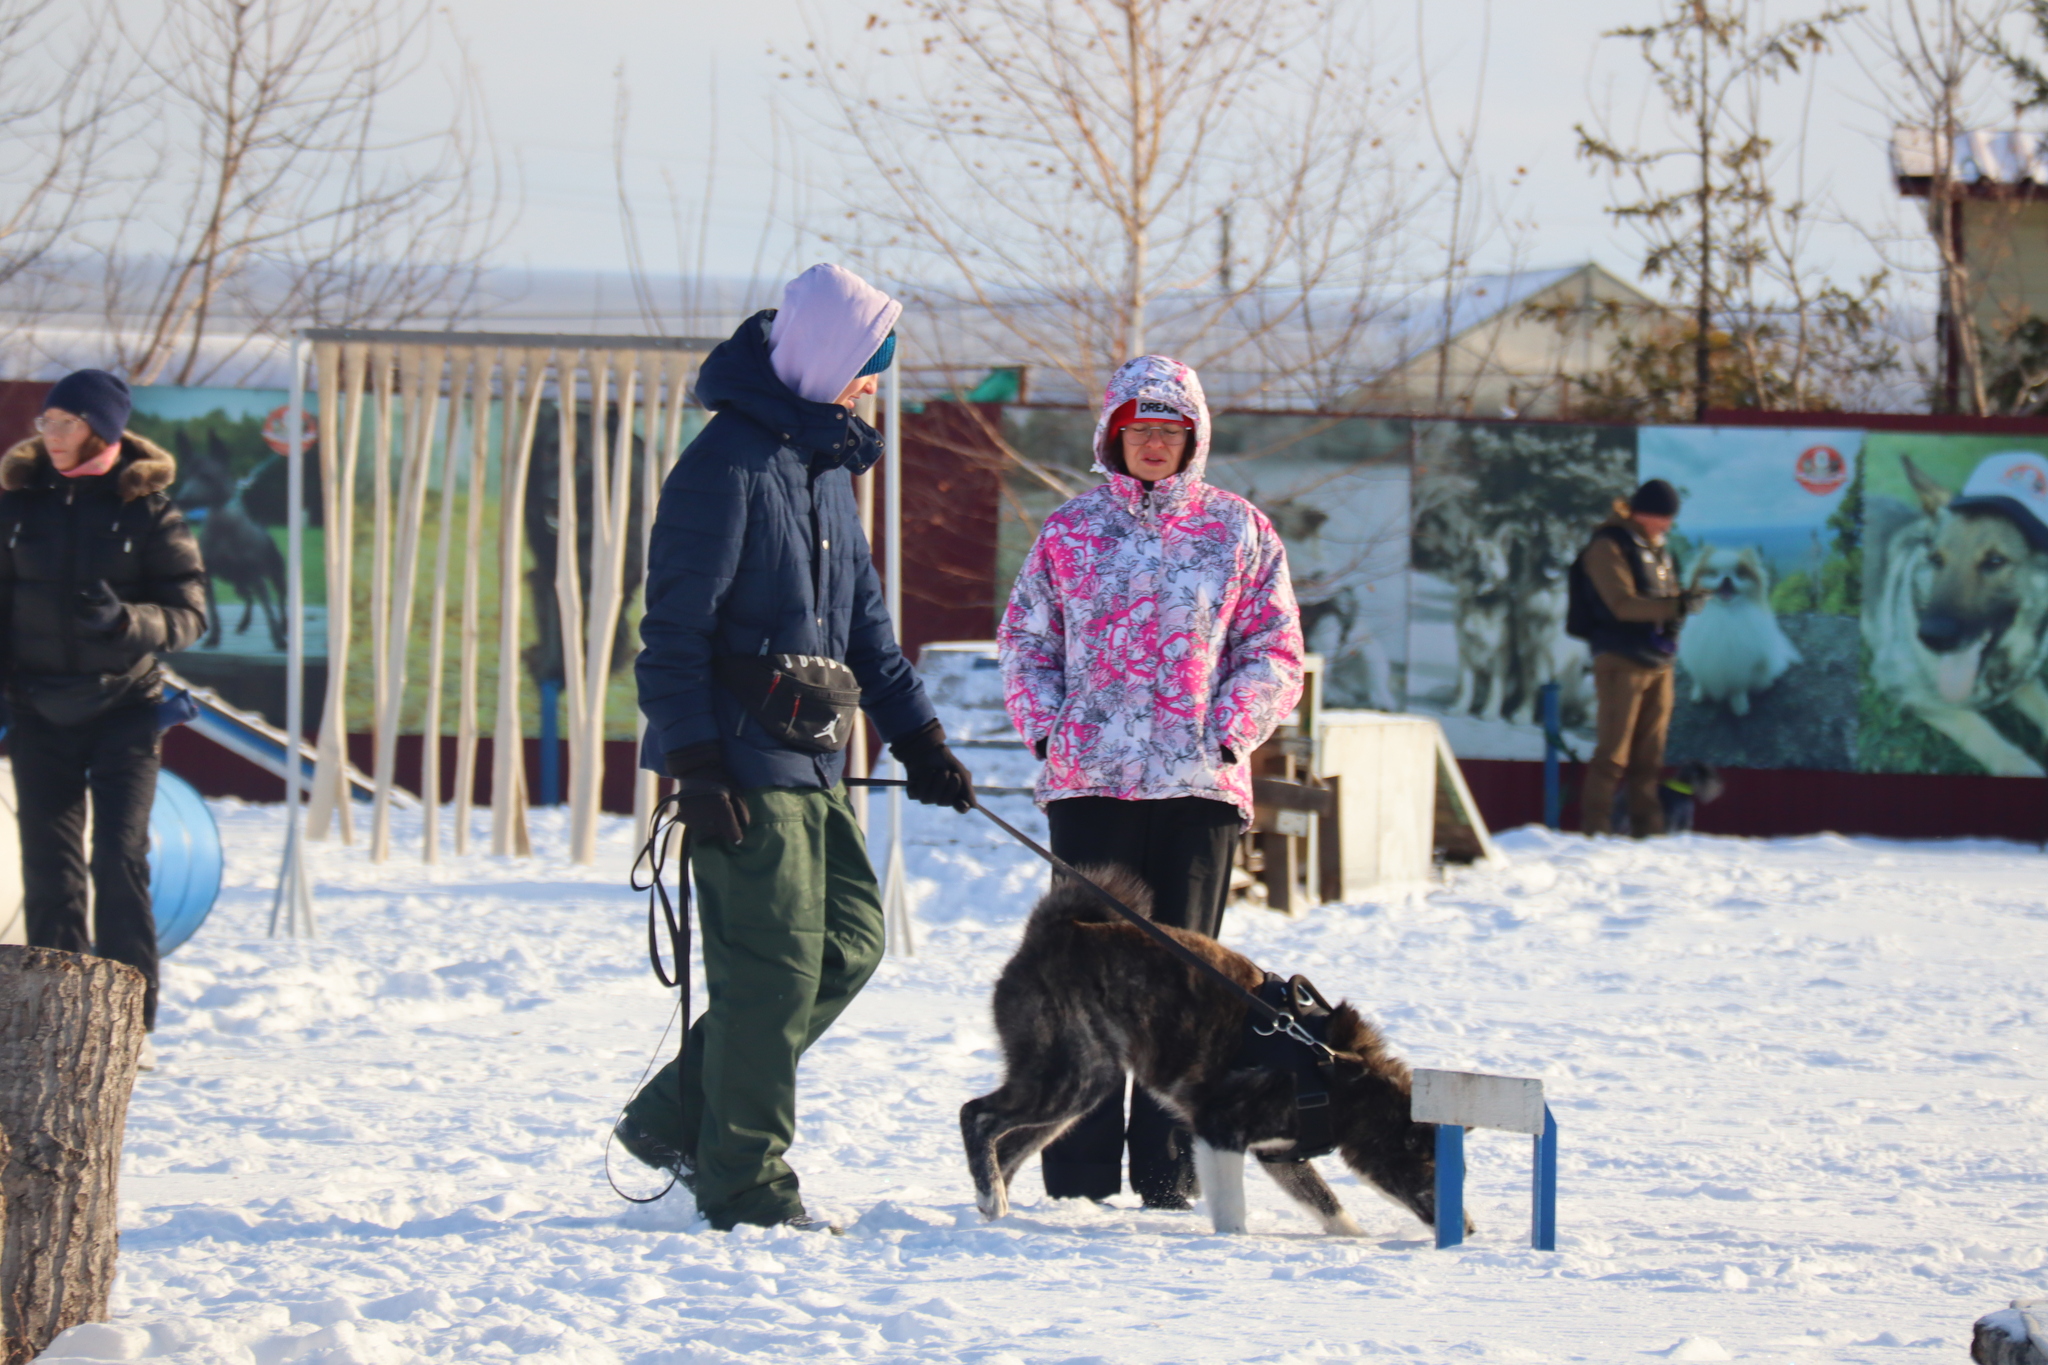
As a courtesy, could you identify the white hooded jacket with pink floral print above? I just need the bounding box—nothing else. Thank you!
[998,354,1305,825]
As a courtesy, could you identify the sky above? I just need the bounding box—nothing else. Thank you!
[404,0,1941,298]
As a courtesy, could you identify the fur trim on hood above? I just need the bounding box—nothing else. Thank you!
[0,430,177,502]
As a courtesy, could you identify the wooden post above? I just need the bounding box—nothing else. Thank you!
[421,354,468,863]
[453,355,491,853]
[574,355,636,865]
[306,341,345,842]
[308,342,367,845]
[371,346,444,861]
[0,947,145,1364]
[554,353,590,861]
[490,351,546,859]
[367,348,396,857]
[630,352,671,839]
[851,389,878,832]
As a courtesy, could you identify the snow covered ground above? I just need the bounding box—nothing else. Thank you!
[34,762,2048,1365]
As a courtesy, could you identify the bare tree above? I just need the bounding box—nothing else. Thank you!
[1856,0,2016,414]
[790,0,1419,407]
[0,0,127,312]
[1411,0,1541,416]
[1578,0,1876,417]
[95,0,510,386]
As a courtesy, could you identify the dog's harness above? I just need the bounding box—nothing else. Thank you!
[1233,972,1342,1162]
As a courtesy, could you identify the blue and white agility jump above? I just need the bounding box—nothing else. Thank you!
[1412,1068,1558,1251]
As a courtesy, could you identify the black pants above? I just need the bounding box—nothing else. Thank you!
[1039,794,1240,1205]
[13,703,161,1031]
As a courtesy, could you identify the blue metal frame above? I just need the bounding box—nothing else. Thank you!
[1540,681,1561,829]
[1531,1105,1558,1251]
[1435,1124,1465,1249]
[540,678,562,806]
[1433,1106,1559,1251]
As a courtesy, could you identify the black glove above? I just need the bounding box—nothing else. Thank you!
[663,742,750,845]
[890,720,975,813]
[76,579,127,636]
[1679,587,1712,616]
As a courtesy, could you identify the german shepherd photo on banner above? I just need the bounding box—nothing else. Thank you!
[1861,438,2048,777]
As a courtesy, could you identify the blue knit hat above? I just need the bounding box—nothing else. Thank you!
[45,370,132,444]
[854,333,896,380]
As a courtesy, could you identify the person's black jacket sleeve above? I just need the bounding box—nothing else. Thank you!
[117,500,207,654]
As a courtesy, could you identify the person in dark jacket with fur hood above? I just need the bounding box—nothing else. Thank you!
[0,370,208,1061]
[615,264,973,1232]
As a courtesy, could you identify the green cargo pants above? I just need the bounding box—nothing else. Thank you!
[622,784,884,1229]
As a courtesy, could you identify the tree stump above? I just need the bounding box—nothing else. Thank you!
[0,945,145,1365]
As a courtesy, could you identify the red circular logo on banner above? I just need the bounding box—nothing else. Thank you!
[262,404,317,455]
[1794,444,1847,495]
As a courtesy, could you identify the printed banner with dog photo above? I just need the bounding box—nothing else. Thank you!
[1857,432,2048,777]
[1639,426,1865,772]
[1204,414,1412,713]
[1407,420,1636,759]
[129,386,325,661]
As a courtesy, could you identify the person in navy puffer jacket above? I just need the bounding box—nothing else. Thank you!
[617,264,973,1232]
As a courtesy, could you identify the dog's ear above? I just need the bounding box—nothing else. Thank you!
[1901,455,1952,518]
[1686,545,1716,587]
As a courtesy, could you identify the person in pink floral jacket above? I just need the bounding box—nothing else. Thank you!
[997,353,1305,1210]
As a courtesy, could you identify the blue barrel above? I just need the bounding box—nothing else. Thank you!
[150,769,223,956]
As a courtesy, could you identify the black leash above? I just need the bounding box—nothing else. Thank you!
[608,793,695,1204]
[847,777,1335,1062]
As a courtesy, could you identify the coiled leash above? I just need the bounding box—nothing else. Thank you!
[605,793,696,1204]
[846,777,1337,1064]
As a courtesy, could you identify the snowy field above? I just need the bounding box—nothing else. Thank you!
[33,765,2048,1364]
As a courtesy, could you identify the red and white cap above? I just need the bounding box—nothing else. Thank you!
[1103,395,1195,444]
[1951,450,2048,550]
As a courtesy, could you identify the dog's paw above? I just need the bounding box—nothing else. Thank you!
[1322,1210,1365,1237]
[975,1190,1008,1220]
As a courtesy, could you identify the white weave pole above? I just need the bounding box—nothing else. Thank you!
[306,340,350,842]
[366,347,395,852]
[630,352,664,839]
[553,353,592,859]
[632,351,695,842]
[371,346,443,860]
[850,389,877,834]
[490,350,547,859]
[452,355,492,853]
[420,353,469,863]
[575,355,637,863]
[269,335,315,937]
[880,349,914,957]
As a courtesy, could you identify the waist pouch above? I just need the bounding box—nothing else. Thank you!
[713,653,861,753]
[19,655,159,727]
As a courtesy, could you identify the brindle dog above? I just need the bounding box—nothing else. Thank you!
[962,866,1447,1237]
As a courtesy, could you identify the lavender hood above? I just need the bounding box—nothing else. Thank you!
[768,263,902,404]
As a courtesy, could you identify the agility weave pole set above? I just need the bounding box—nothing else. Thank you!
[267,329,924,955]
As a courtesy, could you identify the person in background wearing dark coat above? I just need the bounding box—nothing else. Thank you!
[616,264,973,1232]
[1567,478,1706,837]
[0,370,208,1068]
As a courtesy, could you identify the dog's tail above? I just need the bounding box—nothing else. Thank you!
[1023,863,1155,937]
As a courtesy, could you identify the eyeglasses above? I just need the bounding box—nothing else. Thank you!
[34,413,84,436]
[1121,426,1186,447]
